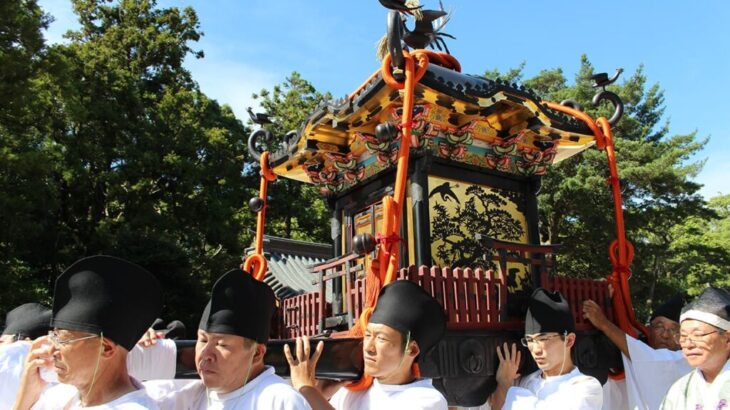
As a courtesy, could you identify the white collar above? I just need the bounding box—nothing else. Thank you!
[695,359,730,385]
[372,378,431,392]
[207,366,274,402]
[538,366,580,382]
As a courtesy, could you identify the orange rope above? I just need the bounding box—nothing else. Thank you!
[243,151,276,281]
[598,117,648,336]
[541,102,648,380]
[347,50,443,391]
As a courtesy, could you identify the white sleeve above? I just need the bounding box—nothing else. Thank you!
[393,386,448,410]
[257,383,312,410]
[0,343,30,410]
[624,335,692,410]
[502,386,539,410]
[626,335,685,363]
[30,384,77,410]
[503,377,602,410]
[127,339,177,381]
[328,387,347,410]
[143,379,203,410]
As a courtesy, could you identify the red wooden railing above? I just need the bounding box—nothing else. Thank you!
[350,266,519,330]
[278,239,612,337]
[281,292,330,338]
[544,275,613,330]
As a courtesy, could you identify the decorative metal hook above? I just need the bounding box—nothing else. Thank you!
[247,128,274,162]
[284,130,299,155]
[592,90,624,125]
[386,10,405,70]
[591,69,625,125]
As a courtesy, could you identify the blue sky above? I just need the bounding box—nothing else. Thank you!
[38,0,729,199]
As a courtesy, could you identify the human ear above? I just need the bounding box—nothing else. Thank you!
[253,343,267,361]
[101,337,116,358]
[407,341,420,357]
[565,333,576,349]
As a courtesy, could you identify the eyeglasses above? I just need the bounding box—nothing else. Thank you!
[674,330,720,345]
[650,324,679,337]
[521,334,562,347]
[48,331,98,348]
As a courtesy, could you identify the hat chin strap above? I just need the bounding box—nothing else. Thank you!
[206,342,257,407]
[545,331,569,378]
[392,331,415,382]
[559,332,567,377]
[241,343,257,388]
[82,333,104,405]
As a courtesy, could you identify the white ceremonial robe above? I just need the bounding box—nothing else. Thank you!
[0,341,31,410]
[127,339,177,381]
[0,337,177,408]
[328,378,447,410]
[503,367,603,410]
[31,377,158,409]
[602,378,628,410]
[144,366,311,410]
[621,335,691,410]
[660,360,730,410]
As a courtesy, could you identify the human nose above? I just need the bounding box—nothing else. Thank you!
[363,335,376,355]
[197,342,216,361]
[527,341,542,354]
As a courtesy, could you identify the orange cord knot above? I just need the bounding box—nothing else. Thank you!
[242,253,267,281]
[375,233,401,246]
[375,233,401,259]
[381,50,428,90]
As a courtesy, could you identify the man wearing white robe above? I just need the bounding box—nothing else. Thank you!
[28,377,159,409]
[284,281,448,410]
[12,255,163,409]
[490,288,603,410]
[0,303,52,410]
[583,293,691,410]
[0,332,175,410]
[145,366,310,410]
[660,286,730,410]
[1,342,32,410]
[143,269,310,410]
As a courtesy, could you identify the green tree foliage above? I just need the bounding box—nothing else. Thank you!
[665,194,730,293]
[0,0,256,329]
[486,57,725,318]
[0,0,56,309]
[0,1,336,328]
[251,72,331,242]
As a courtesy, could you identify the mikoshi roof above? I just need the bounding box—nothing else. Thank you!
[266,63,597,195]
[245,235,333,300]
